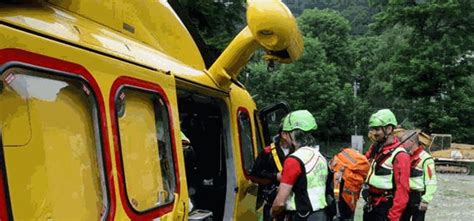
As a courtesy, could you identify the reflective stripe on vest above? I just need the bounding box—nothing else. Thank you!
[286,146,328,211]
[366,147,406,190]
[410,150,432,191]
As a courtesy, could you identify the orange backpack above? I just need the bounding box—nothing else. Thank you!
[330,148,370,212]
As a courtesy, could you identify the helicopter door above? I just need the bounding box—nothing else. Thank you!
[110,76,185,220]
[258,102,291,146]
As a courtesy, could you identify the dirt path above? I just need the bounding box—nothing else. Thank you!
[354,174,474,220]
[425,174,474,220]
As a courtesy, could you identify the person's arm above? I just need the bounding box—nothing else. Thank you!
[388,152,410,221]
[270,157,301,217]
[271,183,293,217]
[249,150,277,185]
[420,158,437,209]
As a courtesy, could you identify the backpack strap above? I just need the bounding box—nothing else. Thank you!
[271,143,283,172]
[332,153,346,218]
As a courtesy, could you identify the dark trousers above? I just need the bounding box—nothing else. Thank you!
[400,192,426,221]
[290,209,327,221]
[327,199,354,220]
[363,199,393,221]
[263,203,285,221]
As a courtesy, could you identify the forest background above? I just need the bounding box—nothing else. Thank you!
[169,0,474,151]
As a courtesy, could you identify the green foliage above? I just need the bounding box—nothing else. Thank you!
[298,9,353,72]
[174,0,474,144]
[369,0,474,142]
[357,25,412,110]
[340,5,373,35]
[242,14,359,139]
[169,0,245,66]
[244,1,473,143]
[284,0,381,35]
[183,0,245,50]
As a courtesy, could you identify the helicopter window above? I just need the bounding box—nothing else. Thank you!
[237,108,255,177]
[115,88,176,212]
[0,67,109,220]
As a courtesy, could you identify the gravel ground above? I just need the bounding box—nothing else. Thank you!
[354,174,474,221]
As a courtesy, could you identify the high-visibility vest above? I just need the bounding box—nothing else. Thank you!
[366,147,407,190]
[409,150,434,191]
[286,146,328,211]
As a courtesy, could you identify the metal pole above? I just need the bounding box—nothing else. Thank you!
[353,80,359,135]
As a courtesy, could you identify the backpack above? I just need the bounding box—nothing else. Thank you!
[329,148,370,213]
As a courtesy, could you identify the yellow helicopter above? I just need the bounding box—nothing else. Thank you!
[0,0,303,220]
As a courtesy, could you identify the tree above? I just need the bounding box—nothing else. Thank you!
[298,8,354,78]
[284,0,381,35]
[187,0,474,143]
[370,0,474,142]
[243,9,360,141]
[169,0,245,67]
[244,37,348,139]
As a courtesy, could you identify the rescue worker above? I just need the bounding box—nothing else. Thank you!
[399,130,437,221]
[363,109,410,221]
[270,110,328,221]
[249,125,290,221]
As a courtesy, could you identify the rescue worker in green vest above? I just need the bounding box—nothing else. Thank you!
[399,130,437,221]
[249,122,290,221]
[363,109,410,221]
[270,110,328,221]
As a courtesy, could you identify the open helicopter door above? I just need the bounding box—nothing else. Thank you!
[258,102,291,146]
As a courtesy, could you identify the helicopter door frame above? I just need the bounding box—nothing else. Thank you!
[258,102,291,146]
[109,76,180,220]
